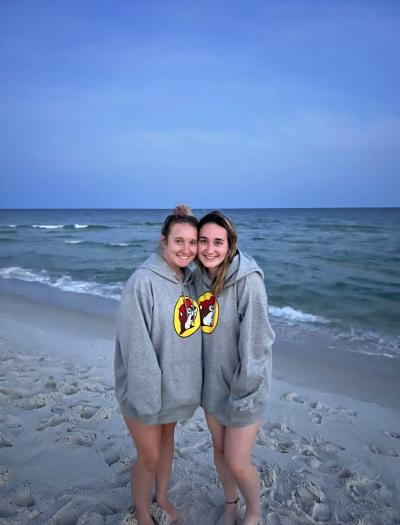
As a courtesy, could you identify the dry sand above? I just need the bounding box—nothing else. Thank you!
[0,291,399,524]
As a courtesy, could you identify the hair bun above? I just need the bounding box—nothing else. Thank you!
[172,204,193,216]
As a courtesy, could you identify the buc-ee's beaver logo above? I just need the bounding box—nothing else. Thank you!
[173,293,219,337]
[174,296,200,337]
[198,292,219,334]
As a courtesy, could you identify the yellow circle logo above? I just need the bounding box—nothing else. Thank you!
[198,292,219,334]
[173,296,200,337]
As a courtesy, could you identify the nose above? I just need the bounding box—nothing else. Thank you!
[182,241,195,254]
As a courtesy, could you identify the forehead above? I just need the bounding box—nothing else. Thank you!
[168,222,198,238]
[199,222,228,240]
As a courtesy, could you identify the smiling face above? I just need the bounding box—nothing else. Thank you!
[198,222,229,277]
[162,222,198,272]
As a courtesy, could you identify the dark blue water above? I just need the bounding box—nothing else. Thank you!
[1,208,399,356]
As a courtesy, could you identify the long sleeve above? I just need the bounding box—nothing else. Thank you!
[114,274,162,417]
[228,273,275,424]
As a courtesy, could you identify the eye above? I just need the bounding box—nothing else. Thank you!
[215,240,223,246]
[175,239,183,244]
[199,239,207,245]
[190,240,197,245]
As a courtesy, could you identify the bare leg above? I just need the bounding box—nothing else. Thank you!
[224,420,261,525]
[124,417,161,525]
[206,413,240,525]
[155,422,180,523]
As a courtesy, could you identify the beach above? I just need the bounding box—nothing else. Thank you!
[1,286,399,524]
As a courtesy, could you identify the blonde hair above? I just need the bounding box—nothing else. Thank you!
[198,211,238,296]
[161,204,198,237]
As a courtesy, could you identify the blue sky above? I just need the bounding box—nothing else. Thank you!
[0,0,399,208]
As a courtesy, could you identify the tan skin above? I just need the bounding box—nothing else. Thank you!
[198,223,262,525]
[124,222,198,525]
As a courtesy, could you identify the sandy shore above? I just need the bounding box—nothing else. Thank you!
[0,288,399,524]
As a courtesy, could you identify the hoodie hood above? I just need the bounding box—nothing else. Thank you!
[139,252,194,286]
[199,249,264,289]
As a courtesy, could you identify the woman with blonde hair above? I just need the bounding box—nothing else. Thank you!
[115,205,202,525]
[195,210,275,525]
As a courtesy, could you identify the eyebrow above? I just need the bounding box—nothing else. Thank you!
[199,236,225,242]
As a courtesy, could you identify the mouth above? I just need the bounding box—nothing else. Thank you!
[177,255,191,260]
[202,255,218,260]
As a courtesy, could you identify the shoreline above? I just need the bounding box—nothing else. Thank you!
[1,281,399,411]
[1,290,400,523]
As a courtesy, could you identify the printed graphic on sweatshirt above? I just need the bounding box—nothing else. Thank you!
[198,292,219,333]
[174,296,200,337]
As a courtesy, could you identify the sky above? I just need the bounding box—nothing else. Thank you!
[0,0,399,208]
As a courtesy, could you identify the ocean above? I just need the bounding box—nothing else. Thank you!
[1,208,399,359]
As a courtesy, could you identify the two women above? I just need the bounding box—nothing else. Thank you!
[115,206,274,525]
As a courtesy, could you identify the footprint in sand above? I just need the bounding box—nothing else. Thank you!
[274,440,297,454]
[77,511,106,525]
[312,502,332,522]
[56,429,97,447]
[346,476,381,497]
[291,481,331,522]
[266,512,282,525]
[101,446,120,466]
[265,421,294,434]
[16,394,47,410]
[309,411,323,424]
[0,464,14,487]
[281,392,306,404]
[36,415,69,431]
[0,433,13,448]
[364,444,399,457]
[4,414,23,429]
[384,430,400,440]
[14,488,35,508]
[175,439,211,459]
[50,495,116,524]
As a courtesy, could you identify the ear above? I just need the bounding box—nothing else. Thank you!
[161,235,167,246]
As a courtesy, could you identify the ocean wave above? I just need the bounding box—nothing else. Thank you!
[0,266,122,300]
[28,224,111,231]
[269,305,329,324]
[64,240,84,244]
[63,240,133,248]
[32,224,65,229]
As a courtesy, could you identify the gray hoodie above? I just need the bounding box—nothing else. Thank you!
[115,252,202,424]
[194,250,275,427]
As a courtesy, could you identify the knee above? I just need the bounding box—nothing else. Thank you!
[225,456,248,479]
[138,451,160,473]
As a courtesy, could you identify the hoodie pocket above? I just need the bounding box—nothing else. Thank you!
[202,365,231,411]
[161,360,202,412]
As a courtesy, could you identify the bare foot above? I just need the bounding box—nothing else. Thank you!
[136,511,155,525]
[156,498,181,523]
[242,512,261,525]
[217,500,240,525]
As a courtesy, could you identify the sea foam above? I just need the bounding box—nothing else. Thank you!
[0,266,121,299]
[269,305,328,324]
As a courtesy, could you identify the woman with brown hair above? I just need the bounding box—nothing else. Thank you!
[115,205,202,525]
[195,210,275,525]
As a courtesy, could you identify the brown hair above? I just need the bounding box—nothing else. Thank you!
[198,211,238,296]
[161,204,198,238]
